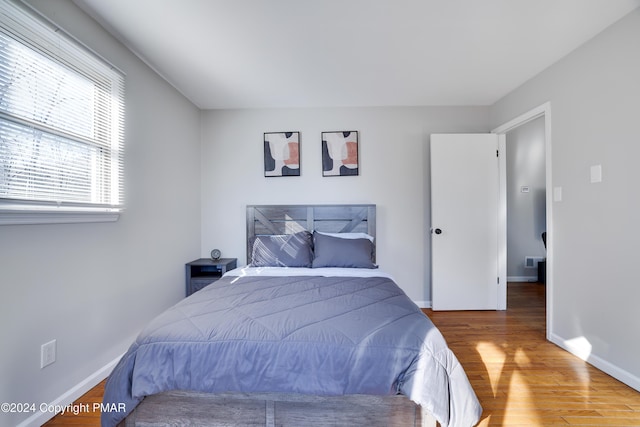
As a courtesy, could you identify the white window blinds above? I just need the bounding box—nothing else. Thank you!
[0,0,124,224]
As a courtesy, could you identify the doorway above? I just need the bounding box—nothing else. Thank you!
[493,102,553,339]
[505,116,546,283]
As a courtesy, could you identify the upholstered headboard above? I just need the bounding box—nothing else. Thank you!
[246,204,376,264]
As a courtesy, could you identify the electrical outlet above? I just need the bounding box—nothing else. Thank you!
[41,339,56,368]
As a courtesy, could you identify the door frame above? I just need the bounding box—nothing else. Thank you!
[492,102,553,338]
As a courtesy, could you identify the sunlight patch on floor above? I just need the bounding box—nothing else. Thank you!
[504,368,544,426]
[475,342,543,426]
[476,341,505,395]
[514,348,531,367]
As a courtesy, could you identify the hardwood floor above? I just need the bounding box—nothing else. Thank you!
[41,379,105,426]
[43,283,639,426]
[424,282,640,426]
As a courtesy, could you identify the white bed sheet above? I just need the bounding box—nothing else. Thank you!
[225,266,394,280]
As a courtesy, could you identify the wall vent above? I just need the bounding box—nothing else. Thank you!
[525,256,545,268]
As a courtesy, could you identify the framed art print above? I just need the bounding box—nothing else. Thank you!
[264,132,300,177]
[322,131,358,176]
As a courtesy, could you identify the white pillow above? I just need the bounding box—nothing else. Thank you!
[316,231,374,242]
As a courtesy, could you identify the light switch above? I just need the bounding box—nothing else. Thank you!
[590,164,602,183]
[553,186,562,202]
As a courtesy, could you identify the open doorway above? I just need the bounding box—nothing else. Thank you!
[505,116,546,284]
[493,102,553,339]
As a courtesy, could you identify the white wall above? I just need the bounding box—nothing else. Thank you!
[506,116,546,280]
[200,106,490,305]
[4,4,636,426]
[0,1,202,426]
[491,9,640,389]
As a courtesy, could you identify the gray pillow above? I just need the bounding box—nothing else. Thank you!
[312,231,377,268]
[250,231,313,267]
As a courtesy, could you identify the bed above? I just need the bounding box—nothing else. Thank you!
[102,204,482,427]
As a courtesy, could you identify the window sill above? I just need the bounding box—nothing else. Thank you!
[0,209,120,225]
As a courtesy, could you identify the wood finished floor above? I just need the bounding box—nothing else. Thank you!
[43,283,640,426]
[424,283,640,426]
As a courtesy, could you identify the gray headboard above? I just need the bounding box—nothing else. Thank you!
[246,204,376,264]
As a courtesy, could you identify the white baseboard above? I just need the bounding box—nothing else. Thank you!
[507,275,538,282]
[16,354,122,427]
[414,300,431,309]
[549,333,640,392]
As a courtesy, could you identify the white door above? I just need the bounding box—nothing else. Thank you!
[431,134,500,310]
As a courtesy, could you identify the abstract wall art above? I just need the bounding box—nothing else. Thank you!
[264,132,300,177]
[321,131,359,176]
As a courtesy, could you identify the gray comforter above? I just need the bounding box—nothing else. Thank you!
[102,274,482,426]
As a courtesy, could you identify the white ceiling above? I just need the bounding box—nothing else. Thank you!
[72,0,639,110]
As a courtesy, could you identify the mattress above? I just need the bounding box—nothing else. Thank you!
[102,268,481,427]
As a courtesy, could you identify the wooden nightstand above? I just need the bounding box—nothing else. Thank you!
[185,258,237,296]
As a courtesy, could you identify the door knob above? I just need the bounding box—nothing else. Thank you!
[434,228,442,235]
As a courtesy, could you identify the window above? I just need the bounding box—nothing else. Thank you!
[0,0,124,225]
